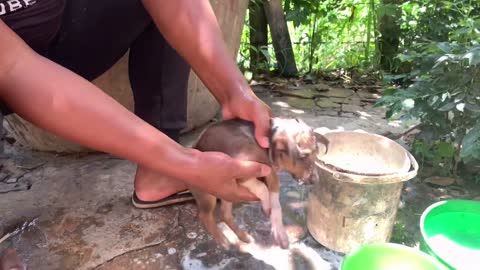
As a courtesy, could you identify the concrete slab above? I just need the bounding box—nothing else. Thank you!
[0,146,342,270]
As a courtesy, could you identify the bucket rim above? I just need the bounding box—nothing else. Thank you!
[315,130,418,184]
[315,150,418,184]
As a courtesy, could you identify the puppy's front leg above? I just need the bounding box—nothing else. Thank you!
[265,172,289,249]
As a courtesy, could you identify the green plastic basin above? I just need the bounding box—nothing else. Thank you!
[341,243,448,270]
[420,200,480,270]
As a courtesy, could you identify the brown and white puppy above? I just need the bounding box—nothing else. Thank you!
[191,117,328,249]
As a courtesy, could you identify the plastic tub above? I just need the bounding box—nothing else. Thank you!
[420,200,480,270]
[341,243,449,270]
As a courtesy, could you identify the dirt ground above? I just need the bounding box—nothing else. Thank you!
[1,75,479,270]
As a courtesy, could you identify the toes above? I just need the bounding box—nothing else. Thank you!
[214,234,232,250]
[272,227,290,249]
[219,239,232,250]
[238,230,251,243]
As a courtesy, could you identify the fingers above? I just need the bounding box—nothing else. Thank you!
[235,186,260,202]
[221,106,234,120]
[232,159,271,179]
[252,104,272,149]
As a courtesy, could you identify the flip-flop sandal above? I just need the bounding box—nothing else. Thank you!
[131,190,195,209]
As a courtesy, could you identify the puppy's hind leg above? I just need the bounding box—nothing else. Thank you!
[239,178,271,216]
[220,200,251,244]
[191,190,230,249]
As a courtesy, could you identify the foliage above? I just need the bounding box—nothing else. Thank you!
[237,0,480,178]
[375,0,480,176]
[238,0,380,74]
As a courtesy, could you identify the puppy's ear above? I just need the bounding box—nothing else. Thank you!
[315,132,329,154]
[287,139,298,163]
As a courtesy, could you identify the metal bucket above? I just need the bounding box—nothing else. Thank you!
[307,131,418,254]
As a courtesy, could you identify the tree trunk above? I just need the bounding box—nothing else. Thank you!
[264,0,298,77]
[378,0,403,71]
[249,0,269,74]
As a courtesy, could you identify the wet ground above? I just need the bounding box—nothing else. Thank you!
[1,78,479,269]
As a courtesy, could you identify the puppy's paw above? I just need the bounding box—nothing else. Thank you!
[216,237,233,250]
[272,226,290,249]
[236,230,252,244]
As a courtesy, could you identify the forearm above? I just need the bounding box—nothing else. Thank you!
[0,21,199,184]
[142,0,253,104]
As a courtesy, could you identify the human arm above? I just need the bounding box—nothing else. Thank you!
[0,19,269,202]
[141,0,272,148]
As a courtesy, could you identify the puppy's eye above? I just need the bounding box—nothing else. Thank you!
[299,153,310,160]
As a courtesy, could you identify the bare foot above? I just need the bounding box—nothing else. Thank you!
[0,248,25,270]
[134,165,188,202]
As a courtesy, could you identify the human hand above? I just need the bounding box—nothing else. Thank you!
[190,150,271,202]
[221,90,272,148]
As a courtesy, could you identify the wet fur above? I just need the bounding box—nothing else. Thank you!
[191,118,327,249]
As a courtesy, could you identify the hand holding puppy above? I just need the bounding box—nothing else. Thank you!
[190,150,271,202]
[221,89,272,148]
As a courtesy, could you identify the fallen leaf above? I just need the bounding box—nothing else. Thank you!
[424,176,456,186]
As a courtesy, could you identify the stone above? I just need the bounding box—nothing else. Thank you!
[312,84,331,92]
[425,176,456,187]
[343,97,363,106]
[285,97,317,110]
[339,112,356,118]
[4,177,18,184]
[329,97,347,104]
[357,91,382,100]
[0,172,9,182]
[321,88,355,98]
[315,98,341,109]
[342,104,364,113]
[0,181,30,193]
[316,111,341,117]
[277,88,322,99]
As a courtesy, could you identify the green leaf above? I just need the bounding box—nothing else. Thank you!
[382,88,398,96]
[432,55,451,69]
[428,96,440,106]
[244,71,253,81]
[436,142,455,158]
[402,98,415,110]
[465,103,480,113]
[441,92,451,102]
[460,123,480,162]
[437,42,453,53]
[438,102,456,111]
[463,48,480,66]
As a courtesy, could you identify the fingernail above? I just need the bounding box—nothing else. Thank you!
[261,137,269,148]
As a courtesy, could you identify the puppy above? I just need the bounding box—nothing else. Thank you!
[191,117,329,249]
